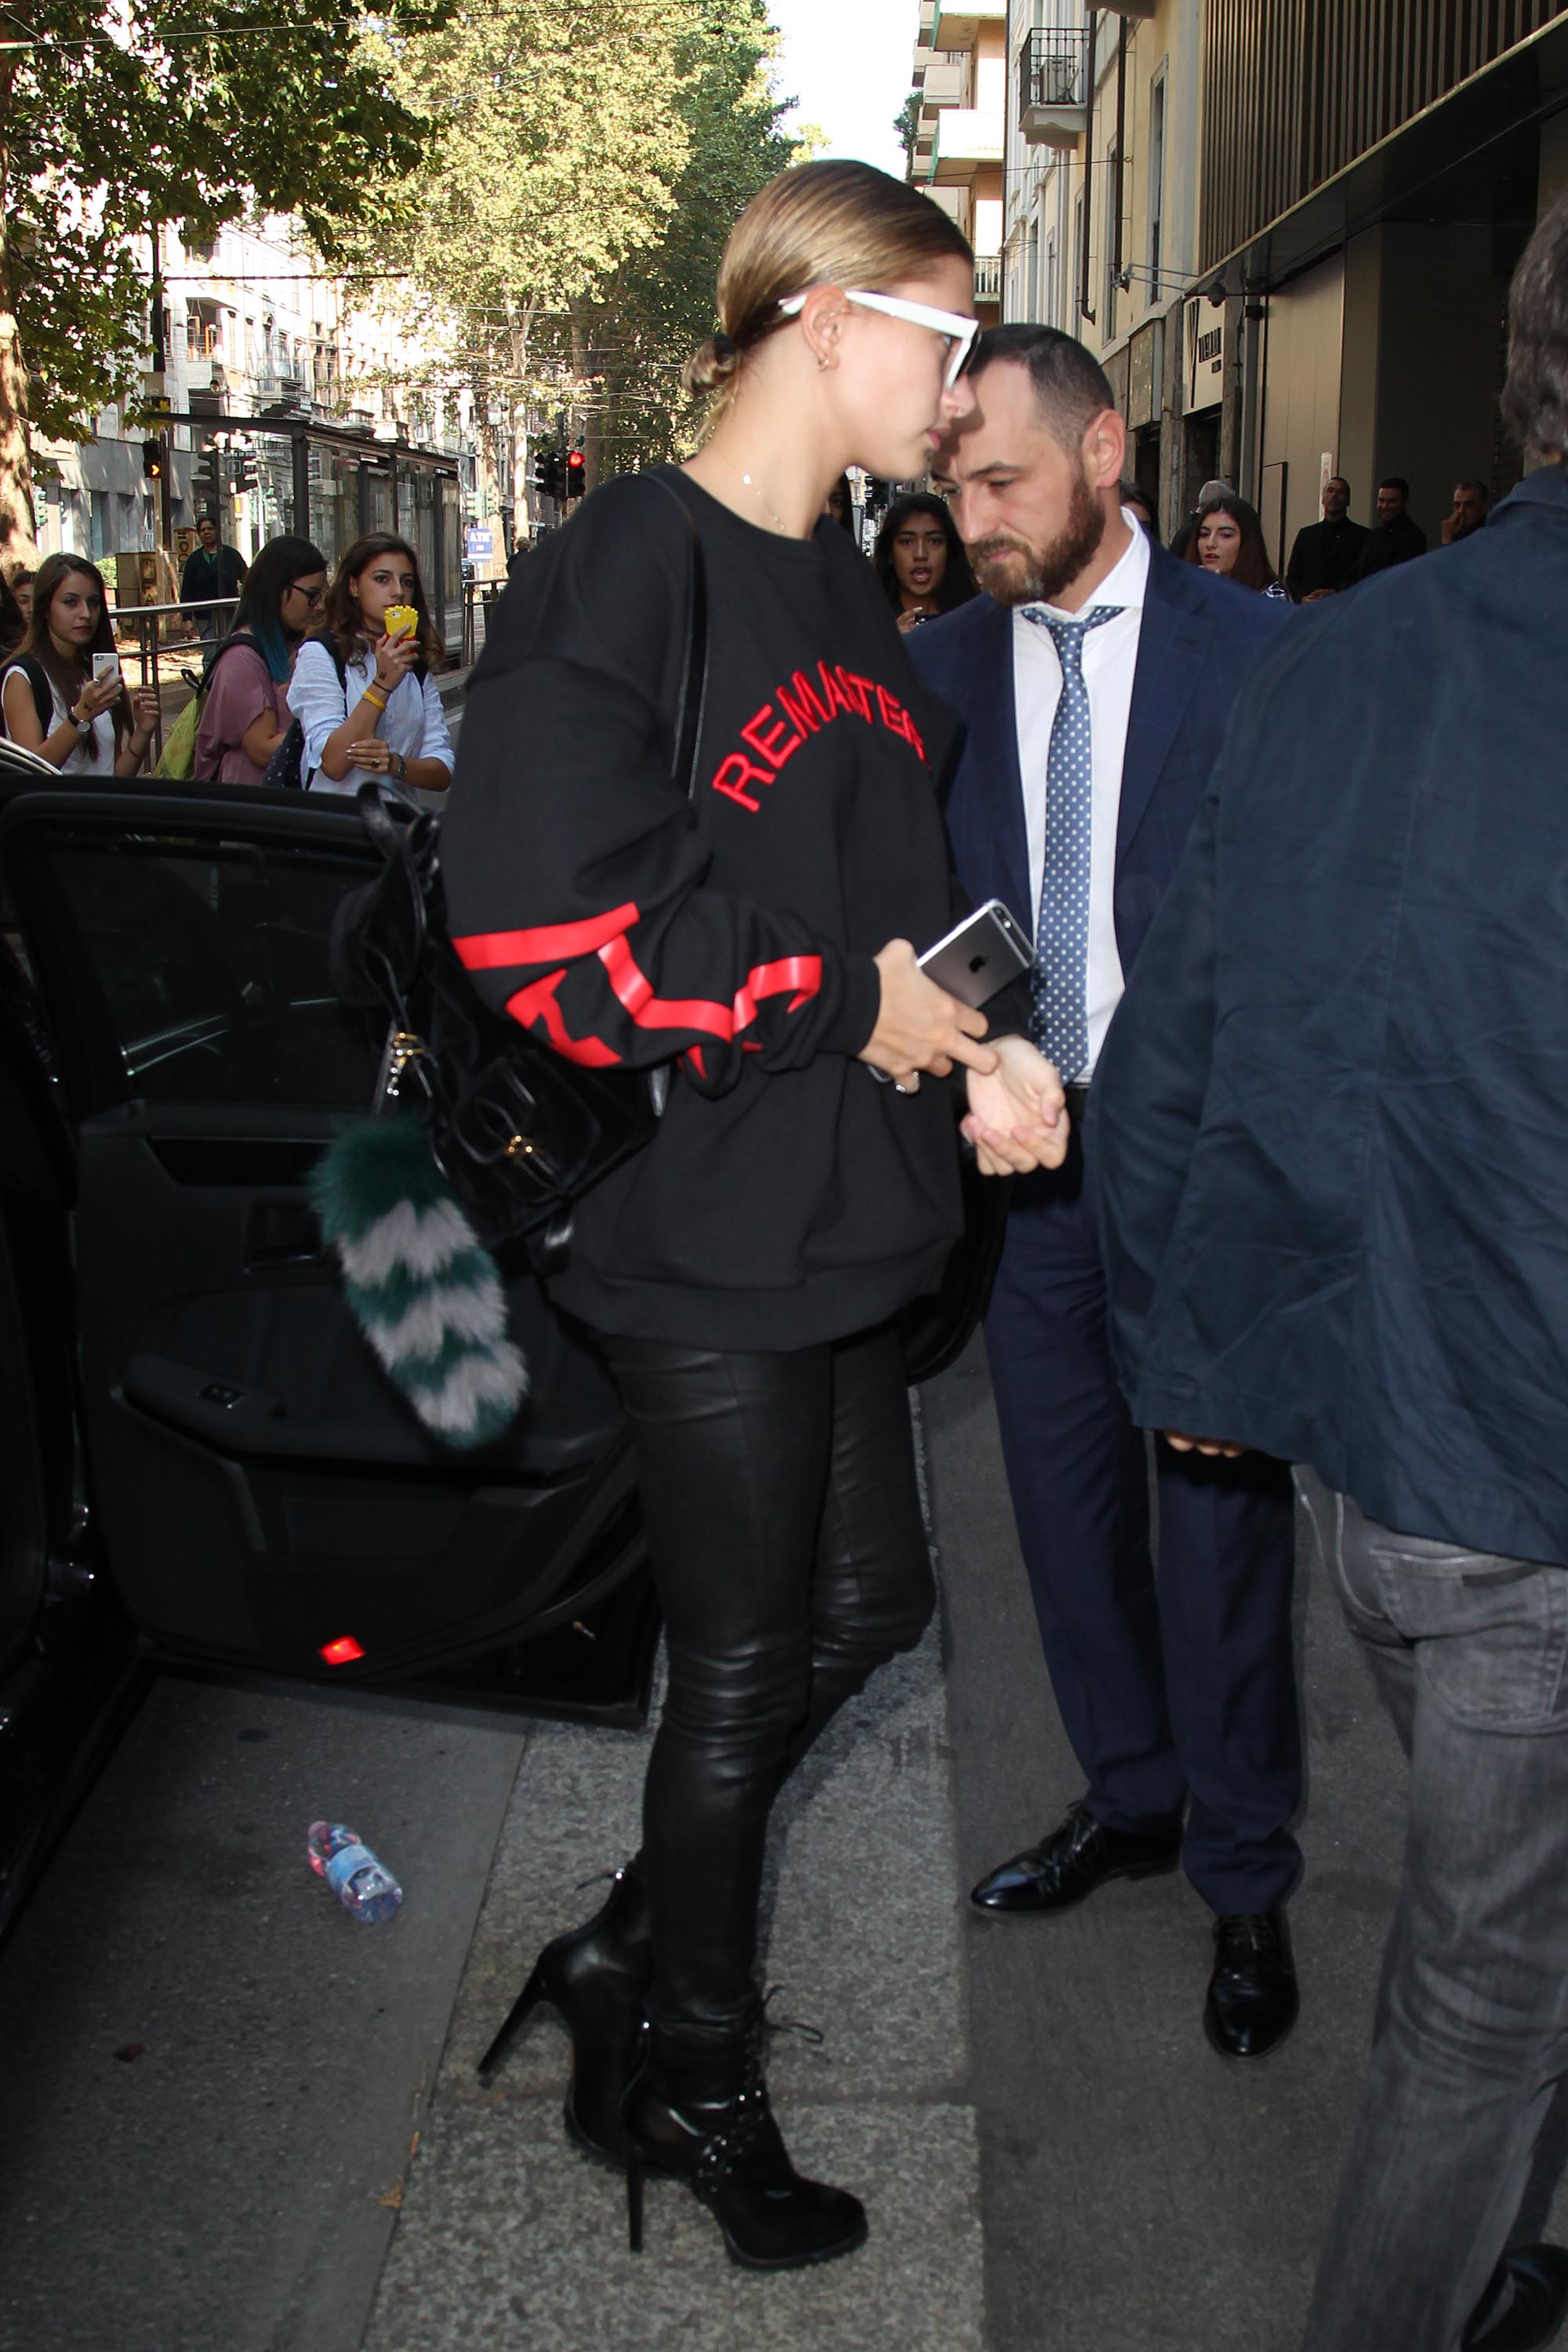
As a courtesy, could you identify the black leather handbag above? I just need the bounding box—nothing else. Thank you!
[328,482,709,1268]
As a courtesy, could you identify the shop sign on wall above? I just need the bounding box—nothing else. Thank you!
[1185,297,1230,412]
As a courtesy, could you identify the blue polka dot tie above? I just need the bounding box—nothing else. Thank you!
[1022,604,1123,1081]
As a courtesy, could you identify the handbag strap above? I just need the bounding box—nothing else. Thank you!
[647,471,710,800]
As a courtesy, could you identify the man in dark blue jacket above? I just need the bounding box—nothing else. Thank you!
[909,325,1300,2060]
[1091,199,1568,2352]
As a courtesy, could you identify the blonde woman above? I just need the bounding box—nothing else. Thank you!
[442,161,1067,2270]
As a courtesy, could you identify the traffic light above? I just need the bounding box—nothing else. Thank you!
[141,437,165,481]
[192,440,223,508]
[565,447,586,499]
[532,444,550,499]
[229,438,260,498]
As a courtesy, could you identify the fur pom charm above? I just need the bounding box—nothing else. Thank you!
[310,1118,528,1450]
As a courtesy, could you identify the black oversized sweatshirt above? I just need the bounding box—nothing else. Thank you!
[440,467,971,1349]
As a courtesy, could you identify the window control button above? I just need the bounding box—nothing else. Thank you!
[200,1382,245,1409]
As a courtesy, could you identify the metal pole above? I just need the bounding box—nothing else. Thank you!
[148,218,174,553]
[1080,7,1098,324]
[1113,20,1127,289]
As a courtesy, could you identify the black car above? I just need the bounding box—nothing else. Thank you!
[0,750,991,1947]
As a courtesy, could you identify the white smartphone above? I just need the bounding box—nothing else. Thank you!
[91,652,120,687]
[918,898,1033,1008]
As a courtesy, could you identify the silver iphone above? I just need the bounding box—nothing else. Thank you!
[917,898,1033,1008]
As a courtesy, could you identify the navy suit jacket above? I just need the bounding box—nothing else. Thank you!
[906,542,1288,975]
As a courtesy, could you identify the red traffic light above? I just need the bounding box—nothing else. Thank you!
[565,448,586,497]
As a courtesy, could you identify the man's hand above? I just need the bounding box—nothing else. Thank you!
[860,940,998,1087]
[961,1034,1069,1175]
[1163,1431,1249,1459]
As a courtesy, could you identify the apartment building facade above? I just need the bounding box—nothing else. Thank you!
[912,0,1007,320]
[994,3,1207,531]
[31,216,485,648]
[1203,2,1568,569]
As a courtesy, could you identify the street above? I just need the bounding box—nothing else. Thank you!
[5,1337,1557,2352]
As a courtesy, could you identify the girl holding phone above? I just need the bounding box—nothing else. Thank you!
[1,554,159,775]
[443,161,1067,2272]
[288,532,452,797]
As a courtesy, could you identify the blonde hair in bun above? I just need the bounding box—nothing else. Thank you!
[684,158,972,414]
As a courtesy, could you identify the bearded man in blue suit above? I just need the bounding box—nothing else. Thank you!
[908,325,1301,2058]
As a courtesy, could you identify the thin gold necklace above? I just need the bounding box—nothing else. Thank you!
[731,460,789,535]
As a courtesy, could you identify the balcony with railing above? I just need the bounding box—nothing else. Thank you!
[973,252,1003,307]
[931,0,1004,49]
[921,59,965,106]
[1018,27,1088,149]
[927,107,1004,184]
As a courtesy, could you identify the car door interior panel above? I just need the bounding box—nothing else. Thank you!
[0,787,652,1693]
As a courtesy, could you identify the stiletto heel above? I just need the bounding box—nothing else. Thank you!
[621,2018,867,2271]
[474,1860,652,2163]
[476,1961,546,2083]
[626,2151,646,2253]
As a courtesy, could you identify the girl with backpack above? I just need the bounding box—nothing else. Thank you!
[192,535,328,785]
[441,160,1069,2271]
[288,532,452,798]
[1,554,160,775]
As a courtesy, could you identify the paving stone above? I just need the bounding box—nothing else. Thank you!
[363,2098,983,2352]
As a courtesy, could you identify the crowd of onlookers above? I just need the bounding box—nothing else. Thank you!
[0,527,451,796]
[0,455,1486,792]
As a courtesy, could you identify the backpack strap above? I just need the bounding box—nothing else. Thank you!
[10,653,56,739]
[304,628,350,690]
[644,473,709,800]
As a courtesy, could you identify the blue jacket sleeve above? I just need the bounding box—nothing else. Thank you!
[1087,768,1221,1409]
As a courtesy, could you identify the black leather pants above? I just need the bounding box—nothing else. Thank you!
[599,1320,935,2039]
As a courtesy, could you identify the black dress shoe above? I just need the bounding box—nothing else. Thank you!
[1203,1909,1298,2060]
[1464,2245,1568,2351]
[970,1802,1182,1915]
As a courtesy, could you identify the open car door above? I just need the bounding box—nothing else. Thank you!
[0,779,653,1719]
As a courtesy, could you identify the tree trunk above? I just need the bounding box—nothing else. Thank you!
[0,62,38,564]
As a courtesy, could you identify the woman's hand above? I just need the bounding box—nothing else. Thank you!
[372,631,420,693]
[895,604,935,634]
[128,686,160,744]
[859,939,998,1088]
[71,673,122,724]
[960,1034,1069,1175]
[354,737,397,775]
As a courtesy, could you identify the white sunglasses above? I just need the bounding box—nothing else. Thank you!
[777,287,980,391]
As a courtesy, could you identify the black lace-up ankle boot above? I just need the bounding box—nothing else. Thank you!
[622,2013,867,2271]
[477,1860,652,2161]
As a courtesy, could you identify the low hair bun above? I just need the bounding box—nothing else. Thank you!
[683,329,743,399]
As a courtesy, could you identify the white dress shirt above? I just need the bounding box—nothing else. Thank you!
[289,637,455,798]
[1013,510,1149,1080]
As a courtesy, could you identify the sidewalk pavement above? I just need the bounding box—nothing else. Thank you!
[4,1341,1566,2350]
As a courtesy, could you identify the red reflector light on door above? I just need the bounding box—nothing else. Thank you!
[320,1635,365,1665]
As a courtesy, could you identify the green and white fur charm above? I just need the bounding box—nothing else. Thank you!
[310,1117,528,1450]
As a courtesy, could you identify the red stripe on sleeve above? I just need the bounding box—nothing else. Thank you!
[731,955,822,1032]
[505,971,623,1067]
[598,935,736,1040]
[455,902,640,971]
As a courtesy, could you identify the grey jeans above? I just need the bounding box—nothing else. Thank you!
[1295,1466,1568,2352]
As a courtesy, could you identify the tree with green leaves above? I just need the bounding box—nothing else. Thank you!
[894,91,920,179]
[319,0,798,499]
[327,0,700,502]
[0,0,445,560]
[572,0,804,480]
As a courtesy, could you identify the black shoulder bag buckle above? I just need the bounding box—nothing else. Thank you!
[327,474,710,1273]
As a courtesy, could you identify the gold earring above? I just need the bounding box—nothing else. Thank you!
[818,354,830,372]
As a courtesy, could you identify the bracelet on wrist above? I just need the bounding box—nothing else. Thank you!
[363,685,389,711]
